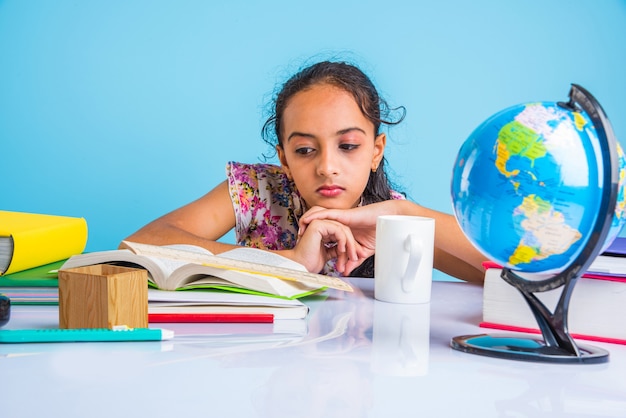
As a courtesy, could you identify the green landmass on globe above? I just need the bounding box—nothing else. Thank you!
[451,102,626,273]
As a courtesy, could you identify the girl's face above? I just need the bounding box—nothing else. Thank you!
[277,83,386,210]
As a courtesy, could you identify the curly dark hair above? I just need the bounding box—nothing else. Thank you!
[261,60,406,206]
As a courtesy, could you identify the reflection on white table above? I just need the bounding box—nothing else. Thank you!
[371,301,430,377]
[1,279,625,418]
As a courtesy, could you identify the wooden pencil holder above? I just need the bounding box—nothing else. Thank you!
[58,264,148,329]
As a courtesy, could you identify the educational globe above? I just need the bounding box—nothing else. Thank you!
[451,101,626,274]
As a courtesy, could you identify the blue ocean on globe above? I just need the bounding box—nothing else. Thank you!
[451,102,626,273]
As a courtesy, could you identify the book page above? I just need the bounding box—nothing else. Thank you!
[170,264,322,298]
[588,255,626,276]
[153,244,215,278]
[122,241,353,292]
[60,249,182,288]
[217,247,307,271]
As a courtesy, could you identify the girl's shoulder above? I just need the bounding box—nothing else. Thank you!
[390,189,406,200]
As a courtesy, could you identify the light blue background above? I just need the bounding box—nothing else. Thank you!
[2,1,626,259]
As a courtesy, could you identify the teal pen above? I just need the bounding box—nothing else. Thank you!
[0,327,174,343]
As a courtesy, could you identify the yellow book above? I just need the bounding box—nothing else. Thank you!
[0,211,88,275]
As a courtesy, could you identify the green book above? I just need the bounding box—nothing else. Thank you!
[0,260,61,304]
[0,259,63,287]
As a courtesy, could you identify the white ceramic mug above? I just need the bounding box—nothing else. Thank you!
[374,215,435,304]
[371,301,430,376]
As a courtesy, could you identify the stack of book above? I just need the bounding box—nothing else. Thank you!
[0,262,63,304]
[481,237,626,345]
[0,211,350,323]
[60,241,351,321]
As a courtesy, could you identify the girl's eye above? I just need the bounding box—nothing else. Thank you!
[339,143,359,151]
[295,147,315,155]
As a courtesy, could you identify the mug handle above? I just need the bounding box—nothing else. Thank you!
[402,234,422,292]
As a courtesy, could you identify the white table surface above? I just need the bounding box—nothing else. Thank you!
[1,279,625,418]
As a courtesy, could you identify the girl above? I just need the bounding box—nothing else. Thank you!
[123,60,485,283]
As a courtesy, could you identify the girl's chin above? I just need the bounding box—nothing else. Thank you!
[308,197,359,210]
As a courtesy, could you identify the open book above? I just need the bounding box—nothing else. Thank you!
[59,241,352,299]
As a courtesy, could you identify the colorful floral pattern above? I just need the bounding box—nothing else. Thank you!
[226,161,404,276]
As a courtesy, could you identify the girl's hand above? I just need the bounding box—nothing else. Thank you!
[289,218,371,275]
[298,203,395,254]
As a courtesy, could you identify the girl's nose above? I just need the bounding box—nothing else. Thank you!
[316,149,339,177]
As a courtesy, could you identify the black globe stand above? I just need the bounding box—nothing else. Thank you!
[451,84,620,364]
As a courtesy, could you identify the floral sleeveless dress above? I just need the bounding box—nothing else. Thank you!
[226,161,404,276]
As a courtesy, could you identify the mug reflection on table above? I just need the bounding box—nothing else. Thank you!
[371,301,430,377]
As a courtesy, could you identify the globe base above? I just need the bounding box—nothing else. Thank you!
[451,334,609,364]
[449,267,610,365]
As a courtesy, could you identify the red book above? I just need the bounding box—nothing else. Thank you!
[148,313,274,323]
[479,321,626,346]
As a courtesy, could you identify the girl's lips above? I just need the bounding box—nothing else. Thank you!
[317,185,344,197]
